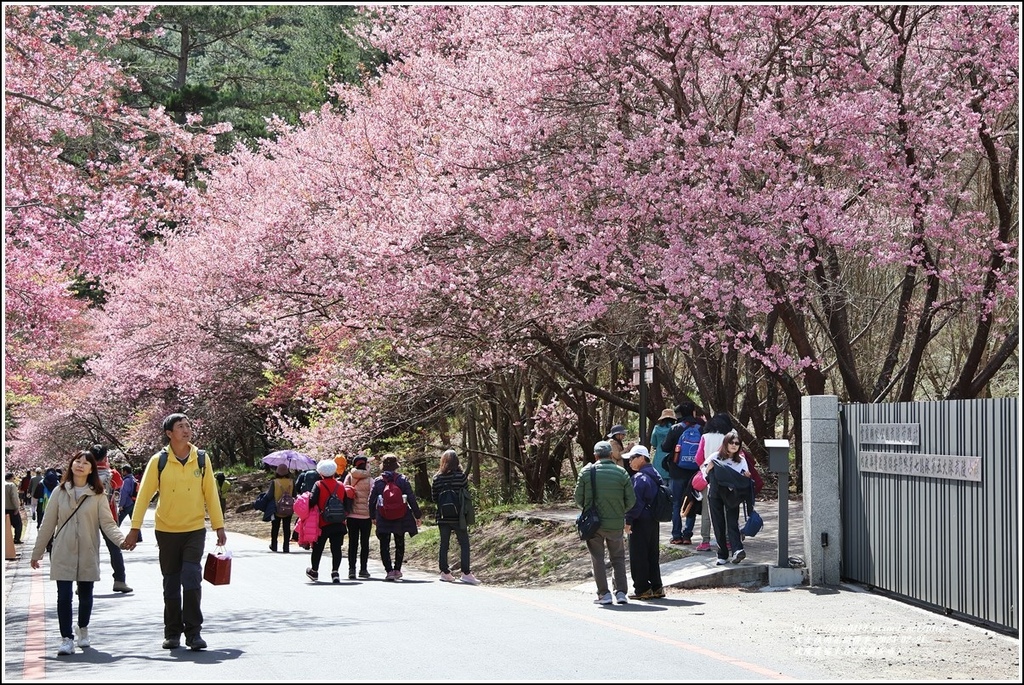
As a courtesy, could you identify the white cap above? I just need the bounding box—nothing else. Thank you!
[624,445,650,460]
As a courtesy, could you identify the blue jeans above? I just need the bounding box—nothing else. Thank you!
[56,580,93,639]
[670,477,686,539]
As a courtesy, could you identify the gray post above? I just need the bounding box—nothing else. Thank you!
[801,394,842,586]
[638,346,648,447]
[765,439,791,568]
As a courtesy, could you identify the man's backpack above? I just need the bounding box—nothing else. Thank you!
[276,492,295,518]
[157,448,207,485]
[649,482,673,523]
[378,476,407,521]
[321,482,347,524]
[33,481,44,499]
[131,478,139,501]
[436,487,462,520]
[675,423,702,469]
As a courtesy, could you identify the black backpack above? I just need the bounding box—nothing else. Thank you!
[321,482,347,524]
[649,482,673,522]
[437,488,462,520]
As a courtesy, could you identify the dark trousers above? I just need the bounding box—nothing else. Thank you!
[155,529,206,640]
[709,493,742,560]
[7,510,22,543]
[270,516,292,552]
[118,504,141,541]
[311,523,345,574]
[56,581,93,639]
[102,528,126,582]
[438,522,471,574]
[36,499,45,528]
[628,516,663,593]
[376,530,406,572]
[346,517,372,572]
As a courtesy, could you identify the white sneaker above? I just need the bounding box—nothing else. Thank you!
[75,626,90,648]
[594,592,613,605]
[439,572,456,582]
[57,637,75,656]
[460,573,481,585]
[615,591,628,604]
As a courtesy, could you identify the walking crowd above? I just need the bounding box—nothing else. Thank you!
[574,403,763,604]
[13,412,482,658]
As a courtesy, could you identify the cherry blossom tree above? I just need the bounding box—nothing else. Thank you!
[21,6,1015,493]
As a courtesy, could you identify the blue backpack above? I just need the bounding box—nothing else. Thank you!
[675,423,702,469]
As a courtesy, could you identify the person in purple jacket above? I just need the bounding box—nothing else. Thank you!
[623,445,665,600]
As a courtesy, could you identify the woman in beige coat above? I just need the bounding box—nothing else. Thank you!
[31,450,126,656]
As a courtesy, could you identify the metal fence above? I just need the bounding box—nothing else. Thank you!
[839,398,1018,632]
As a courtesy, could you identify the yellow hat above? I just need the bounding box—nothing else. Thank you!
[334,454,347,473]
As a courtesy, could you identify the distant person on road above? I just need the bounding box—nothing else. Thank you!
[706,430,752,566]
[90,444,133,594]
[29,467,44,522]
[30,450,128,656]
[574,440,636,606]
[661,402,705,545]
[432,449,479,585]
[40,467,61,528]
[692,412,734,552]
[623,446,665,600]
[215,472,230,518]
[650,408,676,483]
[122,413,227,652]
[606,424,629,469]
[343,454,373,579]
[369,454,422,582]
[269,464,294,553]
[305,458,349,583]
[19,469,32,507]
[117,465,136,525]
[5,472,24,544]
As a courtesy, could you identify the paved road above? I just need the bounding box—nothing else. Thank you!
[4,507,1019,682]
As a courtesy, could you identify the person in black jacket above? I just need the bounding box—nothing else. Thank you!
[706,430,753,565]
[432,449,479,585]
[660,403,705,544]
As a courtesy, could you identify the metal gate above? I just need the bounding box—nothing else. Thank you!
[839,398,1018,632]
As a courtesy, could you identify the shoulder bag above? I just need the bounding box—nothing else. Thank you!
[575,467,601,541]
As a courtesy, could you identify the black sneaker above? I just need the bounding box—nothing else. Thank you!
[305,568,318,582]
[162,637,181,649]
[331,572,340,584]
[185,635,207,651]
[358,569,371,578]
[348,570,357,580]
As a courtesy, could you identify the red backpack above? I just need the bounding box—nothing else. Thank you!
[377,474,407,520]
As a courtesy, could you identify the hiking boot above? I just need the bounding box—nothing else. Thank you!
[615,591,628,604]
[439,572,457,582]
[74,626,90,648]
[460,573,481,585]
[651,587,666,598]
[112,580,133,593]
[716,558,729,566]
[57,637,75,656]
[185,634,207,651]
[594,592,613,605]
[731,549,746,564]
[331,572,341,584]
[162,637,181,649]
[384,570,397,581]
[359,569,371,578]
[669,538,684,545]
[628,590,655,600]
[305,568,318,582]
[348,570,357,580]
[695,541,712,552]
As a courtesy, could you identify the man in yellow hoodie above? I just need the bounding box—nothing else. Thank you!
[122,413,226,651]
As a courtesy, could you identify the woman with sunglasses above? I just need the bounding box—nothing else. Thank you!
[705,430,752,566]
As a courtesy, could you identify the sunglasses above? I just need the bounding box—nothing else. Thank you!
[726,440,740,446]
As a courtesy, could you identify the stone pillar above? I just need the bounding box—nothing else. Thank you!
[801,395,841,586]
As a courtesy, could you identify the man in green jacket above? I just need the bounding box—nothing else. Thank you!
[574,440,636,605]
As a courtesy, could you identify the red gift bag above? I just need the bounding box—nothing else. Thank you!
[203,546,232,586]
